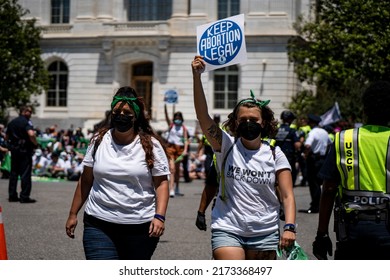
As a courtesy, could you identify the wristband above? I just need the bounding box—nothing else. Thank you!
[283,223,296,233]
[154,214,165,223]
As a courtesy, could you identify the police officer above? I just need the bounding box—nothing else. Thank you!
[275,110,301,186]
[313,80,390,259]
[301,114,331,214]
[6,105,38,203]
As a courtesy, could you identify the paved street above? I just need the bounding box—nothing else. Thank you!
[0,177,335,260]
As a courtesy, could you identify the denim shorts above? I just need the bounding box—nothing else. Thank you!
[211,229,279,251]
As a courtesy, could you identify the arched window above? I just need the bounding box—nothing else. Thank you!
[218,0,240,19]
[214,65,238,109]
[127,0,172,21]
[51,0,70,24]
[47,61,68,107]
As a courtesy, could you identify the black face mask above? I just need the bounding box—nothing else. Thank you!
[111,114,133,133]
[237,121,263,141]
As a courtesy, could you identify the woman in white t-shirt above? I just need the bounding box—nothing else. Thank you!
[164,104,190,197]
[65,86,170,260]
[191,56,296,260]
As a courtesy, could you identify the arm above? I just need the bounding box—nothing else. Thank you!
[294,141,302,152]
[192,56,222,152]
[149,175,169,237]
[198,182,218,215]
[312,179,337,260]
[164,103,171,127]
[183,127,189,155]
[317,179,338,235]
[65,166,94,238]
[27,129,38,147]
[277,168,296,249]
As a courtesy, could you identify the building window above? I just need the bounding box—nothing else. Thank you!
[51,0,70,24]
[128,0,172,21]
[214,65,238,109]
[47,61,68,107]
[218,0,240,19]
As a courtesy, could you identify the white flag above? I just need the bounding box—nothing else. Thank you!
[320,102,341,126]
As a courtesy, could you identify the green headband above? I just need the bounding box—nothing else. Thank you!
[238,89,270,108]
[111,96,140,118]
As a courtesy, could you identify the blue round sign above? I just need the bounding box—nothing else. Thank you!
[198,20,243,66]
[164,89,178,104]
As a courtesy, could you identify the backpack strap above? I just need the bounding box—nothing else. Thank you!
[219,139,238,201]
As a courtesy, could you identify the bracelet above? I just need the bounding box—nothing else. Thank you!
[154,214,166,223]
[283,223,296,233]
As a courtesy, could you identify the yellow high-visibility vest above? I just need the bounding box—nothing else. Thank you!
[335,125,390,211]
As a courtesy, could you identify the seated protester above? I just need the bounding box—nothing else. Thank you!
[67,154,84,181]
[60,151,72,173]
[44,151,67,178]
[32,149,50,176]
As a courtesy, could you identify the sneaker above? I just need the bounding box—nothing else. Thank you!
[20,198,37,203]
[175,192,184,197]
[8,197,19,202]
[298,207,319,214]
[169,190,175,198]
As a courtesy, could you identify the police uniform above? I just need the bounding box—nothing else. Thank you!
[6,114,36,202]
[319,125,390,259]
[304,115,331,213]
[275,123,300,185]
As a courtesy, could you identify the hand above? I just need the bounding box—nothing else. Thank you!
[195,211,207,231]
[65,215,77,239]
[280,230,296,250]
[192,56,205,74]
[312,233,333,260]
[149,218,165,237]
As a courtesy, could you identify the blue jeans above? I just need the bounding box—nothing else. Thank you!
[83,213,159,260]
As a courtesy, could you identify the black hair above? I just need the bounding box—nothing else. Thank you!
[173,111,184,121]
[362,81,390,126]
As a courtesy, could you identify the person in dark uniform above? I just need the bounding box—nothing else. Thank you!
[197,114,221,177]
[300,114,331,213]
[6,105,38,203]
[275,111,301,186]
[313,80,390,259]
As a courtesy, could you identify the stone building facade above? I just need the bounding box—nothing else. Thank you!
[19,0,311,133]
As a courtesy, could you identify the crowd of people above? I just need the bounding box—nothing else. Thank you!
[0,122,91,182]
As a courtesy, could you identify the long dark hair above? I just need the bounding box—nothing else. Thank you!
[91,86,167,169]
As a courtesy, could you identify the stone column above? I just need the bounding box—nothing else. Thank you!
[97,0,113,21]
[76,0,95,20]
[190,0,208,17]
[171,0,189,18]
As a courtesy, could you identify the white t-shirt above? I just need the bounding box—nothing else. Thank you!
[305,127,331,156]
[212,131,291,237]
[83,129,170,224]
[166,124,186,146]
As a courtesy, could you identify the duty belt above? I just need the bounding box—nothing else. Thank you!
[345,210,388,223]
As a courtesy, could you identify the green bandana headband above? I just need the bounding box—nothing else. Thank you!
[238,90,270,108]
[111,96,140,118]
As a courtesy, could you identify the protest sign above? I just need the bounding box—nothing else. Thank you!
[197,14,247,71]
[164,89,178,104]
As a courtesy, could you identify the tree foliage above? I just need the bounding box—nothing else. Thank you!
[287,0,390,123]
[0,0,49,123]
